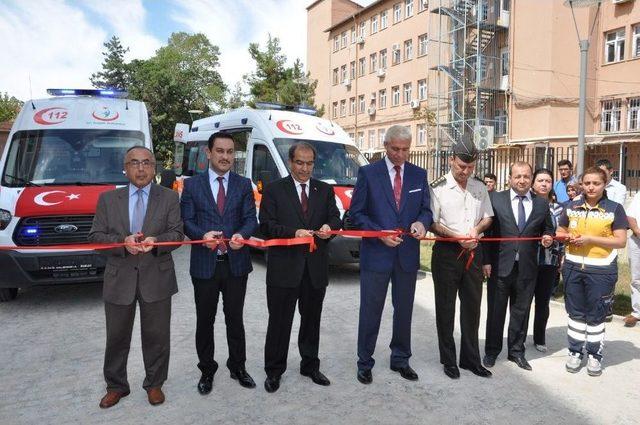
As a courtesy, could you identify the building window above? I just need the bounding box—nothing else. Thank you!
[501,0,510,12]
[404,39,413,61]
[419,0,428,12]
[350,61,356,80]
[348,132,355,142]
[633,25,640,58]
[501,48,509,76]
[350,97,356,115]
[378,128,386,145]
[358,57,366,76]
[371,15,379,34]
[359,21,366,38]
[379,89,387,108]
[341,31,347,48]
[381,10,388,29]
[605,29,625,63]
[332,102,338,119]
[601,99,622,132]
[351,26,356,44]
[332,68,339,85]
[340,65,347,82]
[418,33,428,56]
[380,49,388,69]
[392,86,400,106]
[418,79,427,100]
[480,0,489,20]
[359,95,366,113]
[358,132,365,149]
[392,45,401,65]
[368,130,376,148]
[370,53,378,73]
[340,99,346,117]
[629,98,640,131]
[403,83,412,104]
[417,124,426,146]
[495,110,508,135]
[405,0,414,18]
[393,3,402,23]
[333,35,340,52]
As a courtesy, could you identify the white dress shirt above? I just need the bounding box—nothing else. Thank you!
[293,178,311,202]
[510,189,533,260]
[606,178,627,206]
[209,168,230,206]
[384,156,404,188]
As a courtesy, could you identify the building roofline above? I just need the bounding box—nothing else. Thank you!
[307,0,364,11]
[324,0,384,32]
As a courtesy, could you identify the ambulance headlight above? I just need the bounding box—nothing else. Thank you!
[0,209,11,230]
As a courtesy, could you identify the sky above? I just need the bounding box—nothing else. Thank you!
[0,0,377,102]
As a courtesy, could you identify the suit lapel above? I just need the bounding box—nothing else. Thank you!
[398,163,412,214]
[117,187,130,234]
[223,172,241,217]
[502,190,519,232]
[376,160,397,212]
[285,176,307,225]
[141,184,160,235]
[307,179,322,224]
[200,172,219,218]
[523,195,541,231]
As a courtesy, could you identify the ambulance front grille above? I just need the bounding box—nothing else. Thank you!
[13,215,95,246]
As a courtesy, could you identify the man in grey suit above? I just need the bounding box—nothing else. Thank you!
[89,146,184,408]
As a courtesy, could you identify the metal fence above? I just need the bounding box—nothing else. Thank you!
[364,144,639,196]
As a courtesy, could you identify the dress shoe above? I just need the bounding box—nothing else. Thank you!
[301,370,331,386]
[197,374,214,395]
[508,355,532,371]
[443,365,460,379]
[264,376,280,393]
[483,355,496,368]
[147,387,165,405]
[357,369,372,384]
[460,363,492,378]
[390,365,419,381]
[99,390,129,409]
[231,368,256,388]
[624,314,639,327]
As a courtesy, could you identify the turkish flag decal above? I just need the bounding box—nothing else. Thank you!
[15,186,116,217]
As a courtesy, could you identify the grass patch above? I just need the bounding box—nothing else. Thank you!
[420,242,633,316]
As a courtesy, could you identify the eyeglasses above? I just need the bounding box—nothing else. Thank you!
[126,160,155,168]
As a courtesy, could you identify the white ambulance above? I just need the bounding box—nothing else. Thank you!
[0,89,153,301]
[171,103,367,265]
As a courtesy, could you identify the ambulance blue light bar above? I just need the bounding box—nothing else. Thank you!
[47,88,129,98]
[254,102,317,116]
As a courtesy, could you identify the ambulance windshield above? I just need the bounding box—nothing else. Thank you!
[274,139,367,186]
[2,129,145,187]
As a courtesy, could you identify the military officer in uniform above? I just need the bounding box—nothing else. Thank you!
[429,139,494,380]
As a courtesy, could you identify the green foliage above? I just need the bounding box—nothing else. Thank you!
[90,36,130,90]
[244,35,323,116]
[0,92,23,122]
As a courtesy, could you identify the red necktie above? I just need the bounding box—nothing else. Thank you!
[300,183,309,217]
[216,176,227,254]
[393,165,402,209]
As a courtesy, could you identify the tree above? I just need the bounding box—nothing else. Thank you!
[0,92,23,122]
[226,82,246,110]
[90,36,130,89]
[244,35,323,115]
[413,106,437,150]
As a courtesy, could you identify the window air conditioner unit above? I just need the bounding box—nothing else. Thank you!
[474,125,494,150]
[422,0,428,8]
[612,0,630,4]
[377,68,386,77]
[392,43,400,51]
[357,35,365,44]
[343,78,351,87]
[368,107,376,116]
[410,100,420,109]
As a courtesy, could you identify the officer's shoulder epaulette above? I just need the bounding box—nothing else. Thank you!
[430,175,446,188]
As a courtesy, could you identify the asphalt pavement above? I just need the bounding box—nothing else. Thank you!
[1,245,639,425]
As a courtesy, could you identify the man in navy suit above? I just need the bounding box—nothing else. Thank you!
[350,125,433,384]
[181,131,258,394]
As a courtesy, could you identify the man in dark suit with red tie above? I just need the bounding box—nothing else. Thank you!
[181,132,259,394]
[259,142,342,393]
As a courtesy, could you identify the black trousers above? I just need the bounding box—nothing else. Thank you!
[192,259,248,376]
[531,265,557,346]
[264,265,326,378]
[104,292,171,392]
[485,262,536,358]
[432,242,483,367]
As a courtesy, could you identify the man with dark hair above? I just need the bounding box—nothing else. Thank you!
[483,173,497,192]
[260,142,342,393]
[596,158,627,205]
[483,161,555,371]
[181,131,259,394]
[429,139,494,379]
[554,159,575,203]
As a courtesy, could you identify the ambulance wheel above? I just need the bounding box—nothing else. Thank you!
[0,288,18,302]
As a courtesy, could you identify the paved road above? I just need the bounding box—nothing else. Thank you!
[1,245,639,425]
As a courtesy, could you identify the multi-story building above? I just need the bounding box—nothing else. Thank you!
[308,0,640,189]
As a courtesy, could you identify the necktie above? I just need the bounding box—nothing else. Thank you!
[216,177,227,254]
[300,183,309,217]
[393,165,402,209]
[517,195,526,233]
[131,189,144,234]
